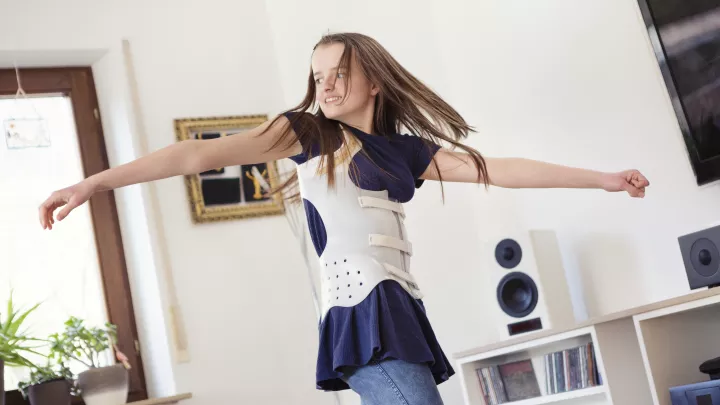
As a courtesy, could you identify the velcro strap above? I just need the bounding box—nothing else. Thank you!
[369,234,413,256]
[383,263,417,285]
[358,196,405,217]
[383,263,423,299]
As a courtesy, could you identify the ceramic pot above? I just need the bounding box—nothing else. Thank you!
[77,364,129,405]
[28,379,71,405]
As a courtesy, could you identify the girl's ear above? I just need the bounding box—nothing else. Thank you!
[370,82,380,96]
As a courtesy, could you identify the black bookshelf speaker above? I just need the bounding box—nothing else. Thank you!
[678,224,720,290]
[486,230,576,339]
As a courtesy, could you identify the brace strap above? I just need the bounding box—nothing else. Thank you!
[383,262,416,284]
[383,262,424,299]
[358,196,405,218]
[369,234,413,256]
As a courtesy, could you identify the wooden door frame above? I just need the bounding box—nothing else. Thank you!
[0,67,148,404]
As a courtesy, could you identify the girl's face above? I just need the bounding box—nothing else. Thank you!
[312,42,379,122]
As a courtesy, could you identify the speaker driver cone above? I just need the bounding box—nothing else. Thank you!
[497,272,539,318]
[495,239,522,269]
[690,238,720,277]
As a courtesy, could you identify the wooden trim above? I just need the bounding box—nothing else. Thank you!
[0,68,73,94]
[128,393,193,405]
[0,67,148,403]
[4,388,153,405]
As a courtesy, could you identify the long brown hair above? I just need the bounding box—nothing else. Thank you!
[262,32,489,202]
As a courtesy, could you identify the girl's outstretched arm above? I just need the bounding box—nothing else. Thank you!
[422,149,649,197]
[38,115,301,229]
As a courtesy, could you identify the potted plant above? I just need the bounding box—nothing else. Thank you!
[48,317,130,405]
[0,293,43,405]
[17,360,76,405]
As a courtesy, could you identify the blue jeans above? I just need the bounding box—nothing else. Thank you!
[340,358,445,405]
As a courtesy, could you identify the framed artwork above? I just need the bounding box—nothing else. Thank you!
[174,114,285,223]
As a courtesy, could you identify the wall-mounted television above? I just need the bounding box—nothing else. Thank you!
[637,0,720,185]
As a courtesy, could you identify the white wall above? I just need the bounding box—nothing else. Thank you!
[0,1,333,404]
[266,0,720,404]
[4,0,720,404]
[433,0,720,315]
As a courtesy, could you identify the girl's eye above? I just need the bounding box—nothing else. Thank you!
[315,78,323,84]
[337,73,345,79]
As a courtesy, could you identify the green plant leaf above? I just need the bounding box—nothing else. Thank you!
[3,291,16,335]
[0,291,44,369]
[47,316,120,370]
[7,302,41,337]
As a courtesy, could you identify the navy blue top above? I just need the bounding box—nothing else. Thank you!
[284,112,454,391]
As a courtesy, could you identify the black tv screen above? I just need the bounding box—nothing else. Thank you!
[638,0,720,185]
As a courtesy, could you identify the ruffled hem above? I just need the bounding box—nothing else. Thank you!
[315,280,455,391]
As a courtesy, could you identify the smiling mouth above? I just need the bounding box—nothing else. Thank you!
[325,96,342,104]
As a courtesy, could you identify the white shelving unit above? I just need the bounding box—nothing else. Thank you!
[504,386,606,405]
[457,318,649,405]
[634,293,720,405]
[454,288,720,405]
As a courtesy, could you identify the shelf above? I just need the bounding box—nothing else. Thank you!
[633,293,720,405]
[458,326,604,405]
[501,386,607,405]
[454,288,720,362]
[460,327,595,365]
[456,288,720,405]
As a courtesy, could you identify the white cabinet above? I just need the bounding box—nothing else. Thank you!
[454,288,720,405]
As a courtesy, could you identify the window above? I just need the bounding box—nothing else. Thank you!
[0,68,147,404]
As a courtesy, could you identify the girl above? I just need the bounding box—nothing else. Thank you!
[39,32,649,405]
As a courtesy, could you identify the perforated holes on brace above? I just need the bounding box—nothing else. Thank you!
[325,258,364,305]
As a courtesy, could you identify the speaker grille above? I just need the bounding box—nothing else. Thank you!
[497,272,539,318]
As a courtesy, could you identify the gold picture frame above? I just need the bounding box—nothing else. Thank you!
[174,114,285,223]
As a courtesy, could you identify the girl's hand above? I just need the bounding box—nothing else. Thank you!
[601,169,649,198]
[38,180,96,230]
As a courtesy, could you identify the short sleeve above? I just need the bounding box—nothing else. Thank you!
[283,111,321,164]
[405,135,442,188]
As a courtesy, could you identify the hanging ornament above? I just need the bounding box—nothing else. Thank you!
[3,63,50,149]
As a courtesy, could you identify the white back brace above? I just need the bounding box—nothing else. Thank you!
[296,134,423,320]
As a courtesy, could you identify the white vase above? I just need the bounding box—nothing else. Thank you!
[77,364,129,405]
